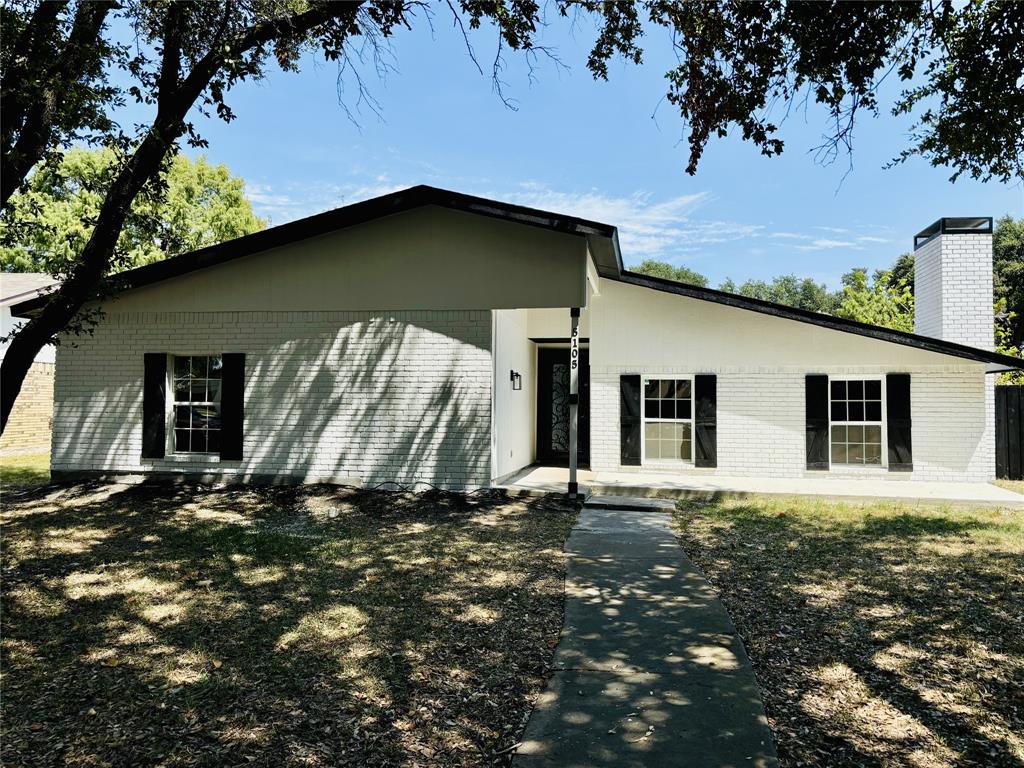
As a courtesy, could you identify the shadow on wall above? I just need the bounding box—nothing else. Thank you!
[53,313,492,487]
[247,316,491,486]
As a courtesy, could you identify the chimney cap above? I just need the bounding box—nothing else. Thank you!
[914,217,992,249]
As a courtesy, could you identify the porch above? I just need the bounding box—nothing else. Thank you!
[498,465,1024,507]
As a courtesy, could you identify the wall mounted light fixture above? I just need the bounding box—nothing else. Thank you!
[510,370,522,391]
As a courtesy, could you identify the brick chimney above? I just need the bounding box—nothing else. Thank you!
[913,217,994,351]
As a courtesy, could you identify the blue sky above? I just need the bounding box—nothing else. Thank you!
[155,12,1022,289]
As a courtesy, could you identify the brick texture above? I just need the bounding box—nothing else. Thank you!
[914,233,994,351]
[590,365,993,483]
[0,362,54,455]
[52,311,492,488]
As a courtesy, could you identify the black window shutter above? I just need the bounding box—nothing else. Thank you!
[220,353,245,461]
[886,373,913,472]
[142,353,166,459]
[805,374,829,470]
[694,374,717,467]
[620,375,641,466]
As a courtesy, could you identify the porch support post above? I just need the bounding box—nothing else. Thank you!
[568,307,581,499]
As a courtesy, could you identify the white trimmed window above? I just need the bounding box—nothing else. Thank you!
[171,355,223,454]
[830,377,884,466]
[642,377,693,462]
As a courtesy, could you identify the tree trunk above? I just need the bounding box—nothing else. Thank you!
[1,2,363,433]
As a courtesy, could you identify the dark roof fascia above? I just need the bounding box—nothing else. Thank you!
[11,185,621,317]
[616,270,1023,371]
[913,216,993,250]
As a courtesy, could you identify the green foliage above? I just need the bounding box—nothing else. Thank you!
[719,274,839,314]
[592,2,1023,180]
[631,259,707,286]
[994,215,1024,349]
[891,2,1024,182]
[835,268,914,332]
[0,148,265,276]
[995,299,1023,384]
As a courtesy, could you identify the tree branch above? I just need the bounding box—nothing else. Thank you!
[1,0,116,210]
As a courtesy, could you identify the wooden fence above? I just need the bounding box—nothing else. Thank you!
[996,385,1023,481]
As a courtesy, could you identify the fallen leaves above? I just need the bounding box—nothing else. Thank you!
[1,482,579,767]
[673,498,1024,768]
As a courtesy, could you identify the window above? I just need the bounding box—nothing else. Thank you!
[830,378,883,466]
[172,355,222,453]
[643,378,693,462]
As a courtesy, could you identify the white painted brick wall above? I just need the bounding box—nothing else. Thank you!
[590,365,993,483]
[52,310,493,488]
[914,232,994,351]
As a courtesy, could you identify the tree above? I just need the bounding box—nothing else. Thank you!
[835,268,914,332]
[3,1,1023,431]
[1,147,265,274]
[993,215,1024,349]
[631,259,708,287]
[995,299,1023,385]
[719,275,839,314]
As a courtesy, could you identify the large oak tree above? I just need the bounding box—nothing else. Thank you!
[2,0,1022,431]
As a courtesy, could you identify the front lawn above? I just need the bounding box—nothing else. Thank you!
[0,450,50,489]
[673,497,1023,768]
[1,483,577,767]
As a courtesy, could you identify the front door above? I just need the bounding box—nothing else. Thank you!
[536,347,589,467]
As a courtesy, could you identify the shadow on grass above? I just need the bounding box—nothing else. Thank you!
[674,498,1024,768]
[1,482,579,768]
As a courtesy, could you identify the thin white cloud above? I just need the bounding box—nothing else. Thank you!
[856,235,890,243]
[768,231,813,240]
[794,238,859,251]
[248,178,764,262]
[504,184,762,260]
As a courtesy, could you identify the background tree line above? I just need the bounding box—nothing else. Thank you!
[633,215,1024,380]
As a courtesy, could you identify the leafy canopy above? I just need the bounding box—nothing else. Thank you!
[631,259,708,287]
[1,148,265,276]
[835,268,915,334]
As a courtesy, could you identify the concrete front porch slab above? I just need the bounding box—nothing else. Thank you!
[498,465,1024,507]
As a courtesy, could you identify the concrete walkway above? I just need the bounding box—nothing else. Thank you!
[515,502,777,768]
[501,465,1024,507]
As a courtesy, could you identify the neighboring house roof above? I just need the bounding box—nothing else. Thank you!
[1,272,56,307]
[8,185,1022,371]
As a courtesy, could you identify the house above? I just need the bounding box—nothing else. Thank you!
[11,187,1021,491]
[1,273,56,455]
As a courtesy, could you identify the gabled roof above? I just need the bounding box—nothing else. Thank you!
[9,184,1021,371]
[9,185,622,320]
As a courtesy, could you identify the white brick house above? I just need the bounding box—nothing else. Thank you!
[11,189,1019,489]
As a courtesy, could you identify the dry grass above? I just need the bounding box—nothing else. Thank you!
[1,482,578,767]
[673,497,1024,768]
[995,479,1024,495]
[0,451,50,488]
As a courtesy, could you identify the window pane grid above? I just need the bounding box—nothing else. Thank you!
[643,378,693,462]
[830,378,883,466]
[172,355,222,454]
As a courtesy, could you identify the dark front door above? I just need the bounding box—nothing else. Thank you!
[536,347,589,467]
